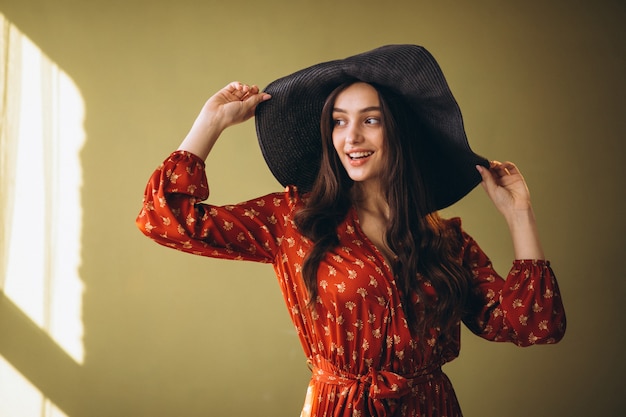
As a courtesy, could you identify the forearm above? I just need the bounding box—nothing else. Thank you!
[175,82,269,160]
[476,162,546,260]
[504,207,545,260]
[177,105,225,160]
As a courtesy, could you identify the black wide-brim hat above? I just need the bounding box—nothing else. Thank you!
[255,44,489,211]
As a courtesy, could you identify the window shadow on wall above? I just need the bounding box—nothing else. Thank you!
[0,2,310,416]
[0,293,82,416]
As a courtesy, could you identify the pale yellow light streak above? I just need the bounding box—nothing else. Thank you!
[1,14,85,417]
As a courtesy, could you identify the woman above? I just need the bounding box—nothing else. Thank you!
[136,45,565,417]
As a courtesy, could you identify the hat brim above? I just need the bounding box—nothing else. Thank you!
[255,44,489,211]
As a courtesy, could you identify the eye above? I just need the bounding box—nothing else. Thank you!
[364,117,380,125]
[333,118,346,127]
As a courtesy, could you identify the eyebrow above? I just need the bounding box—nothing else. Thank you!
[332,106,382,114]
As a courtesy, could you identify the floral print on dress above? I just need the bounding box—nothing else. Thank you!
[137,151,566,417]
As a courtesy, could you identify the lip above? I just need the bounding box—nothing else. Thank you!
[345,149,374,166]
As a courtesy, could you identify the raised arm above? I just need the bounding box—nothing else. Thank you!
[178,81,271,159]
[475,161,545,260]
[136,82,283,261]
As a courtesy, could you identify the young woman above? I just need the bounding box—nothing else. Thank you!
[136,45,565,417]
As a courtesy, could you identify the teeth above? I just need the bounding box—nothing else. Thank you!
[348,151,373,159]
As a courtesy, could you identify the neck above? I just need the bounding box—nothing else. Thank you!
[352,182,389,219]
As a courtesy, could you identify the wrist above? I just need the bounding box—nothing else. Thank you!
[503,205,536,229]
[177,114,224,160]
[505,208,546,260]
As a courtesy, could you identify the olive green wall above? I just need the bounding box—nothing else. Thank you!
[1,0,624,416]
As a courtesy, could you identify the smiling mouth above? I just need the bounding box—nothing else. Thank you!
[348,151,374,160]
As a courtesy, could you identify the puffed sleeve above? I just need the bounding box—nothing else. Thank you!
[459,226,566,347]
[136,150,295,263]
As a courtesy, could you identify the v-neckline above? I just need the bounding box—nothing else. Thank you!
[349,206,396,273]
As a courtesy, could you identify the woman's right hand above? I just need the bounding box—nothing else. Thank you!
[202,81,272,130]
[178,82,271,159]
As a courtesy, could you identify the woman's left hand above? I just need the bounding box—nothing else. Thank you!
[476,161,546,259]
[476,161,532,218]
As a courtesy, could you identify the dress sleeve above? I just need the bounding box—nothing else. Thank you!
[136,150,294,263]
[459,226,566,347]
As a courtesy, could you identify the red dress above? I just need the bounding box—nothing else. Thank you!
[136,151,566,417]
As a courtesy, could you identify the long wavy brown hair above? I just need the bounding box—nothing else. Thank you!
[294,81,472,338]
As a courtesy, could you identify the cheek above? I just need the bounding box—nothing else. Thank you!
[332,133,343,154]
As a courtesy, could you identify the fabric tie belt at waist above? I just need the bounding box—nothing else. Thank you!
[309,356,443,416]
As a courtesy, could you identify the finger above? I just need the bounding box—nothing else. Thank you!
[476,165,497,190]
[224,81,251,100]
[236,83,265,103]
[238,91,271,119]
[240,88,256,101]
[225,81,244,93]
[500,161,519,175]
[489,160,515,178]
[235,83,249,99]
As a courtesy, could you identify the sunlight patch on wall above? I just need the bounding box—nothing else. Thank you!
[1,13,85,417]
[0,357,66,417]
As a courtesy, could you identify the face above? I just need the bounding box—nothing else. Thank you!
[331,82,385,189]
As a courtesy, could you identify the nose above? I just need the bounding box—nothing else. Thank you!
[345,123,363,145]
